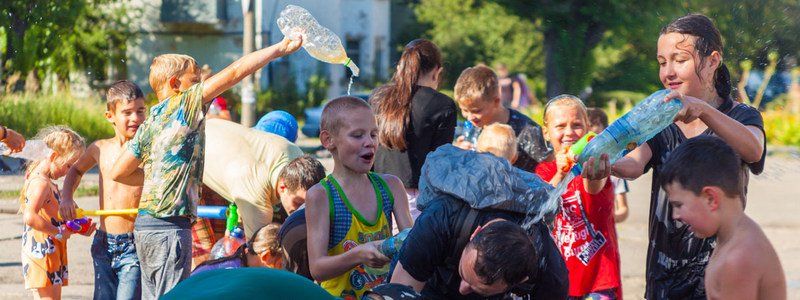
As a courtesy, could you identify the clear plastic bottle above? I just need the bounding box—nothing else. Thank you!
[0,140,53,161]
[379,228,411,258]
[461,121,480,150]
[277,5,360,77]
[209,227,245,259]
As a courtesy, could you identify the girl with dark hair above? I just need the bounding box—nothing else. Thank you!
[608,13,767,299]
[370,39,457,223]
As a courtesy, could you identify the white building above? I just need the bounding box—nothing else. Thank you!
[125,0,391,98]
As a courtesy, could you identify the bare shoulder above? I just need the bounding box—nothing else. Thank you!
[377,173,404,192]
[305,183,329,208]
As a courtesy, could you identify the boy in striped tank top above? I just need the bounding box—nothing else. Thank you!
[305,96,414,299]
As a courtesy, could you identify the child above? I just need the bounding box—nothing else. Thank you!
[60,80,146,300]
[587,107,629,223]
[453,65,551,172]
[20,126,93,299]
[305,96,413,299]
[476,123,517,163]
[660,136,785,299]
[610,14,766,298]
[109,37,303,298]
[534,95,621,299]
[191,223,284,275]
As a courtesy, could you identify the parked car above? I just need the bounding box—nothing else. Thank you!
[744,70,792,108]
[301,93,370,138]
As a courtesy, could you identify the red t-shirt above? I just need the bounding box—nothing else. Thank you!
[535,161,621,297]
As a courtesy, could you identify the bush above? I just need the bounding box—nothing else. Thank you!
[0,93,113,143]
[763,110,800,147]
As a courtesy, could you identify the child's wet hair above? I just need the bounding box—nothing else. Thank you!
[476,123,517,163]
[543,94,589,125]
[106,80,144,112]
[659,135,743,198]
[34,125,85,163]
[278,155,326,192]
[320,96,372,135]
[661,13,731,100]
[149,54,198,94]
[454,65,499,105]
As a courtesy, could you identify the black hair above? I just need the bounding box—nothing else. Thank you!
[467,220,538,286]
[278,154,326,192]
[659,135,742,198]
[661,13,732,101]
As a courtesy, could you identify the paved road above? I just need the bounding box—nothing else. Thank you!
[0,156,797,299]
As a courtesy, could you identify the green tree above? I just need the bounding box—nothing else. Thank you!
[414,0,544,88]
[0,1,134,90]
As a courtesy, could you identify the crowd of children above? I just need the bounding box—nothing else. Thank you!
[10,12,788,300]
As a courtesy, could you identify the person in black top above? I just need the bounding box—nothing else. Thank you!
[453,65,552,172]
[606,14,766,299]
[371,39,457,222]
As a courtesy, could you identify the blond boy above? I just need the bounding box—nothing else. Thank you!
[454,65,551,172]
[476,123,517,163]
[109,37,302,298]
[61,80,146,300]
[305,97,413,298]
[661,136,786,300]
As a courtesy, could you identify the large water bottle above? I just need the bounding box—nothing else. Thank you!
[573,89,682,174]
[0,140,53,161]
[461,121,480,150]
[277,5,360,77]
[525,89,682,229]
[209,227,245,259]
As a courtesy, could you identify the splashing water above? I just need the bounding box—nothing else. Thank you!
[347,75,354,96]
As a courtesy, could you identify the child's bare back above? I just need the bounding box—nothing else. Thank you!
[705,216,786,300]
[94,139,141,233]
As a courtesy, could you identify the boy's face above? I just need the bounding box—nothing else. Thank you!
[665,182,718,238]
[322,107,378,174]
[458,97,503,128]
[106,98,146,139]
[543,106,587,151]
[278,185,307,215]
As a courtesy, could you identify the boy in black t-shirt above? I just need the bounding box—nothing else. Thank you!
[453,65,552,172]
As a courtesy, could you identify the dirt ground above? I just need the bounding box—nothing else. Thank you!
[0,155,797,299]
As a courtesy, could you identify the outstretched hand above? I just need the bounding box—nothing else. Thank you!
[664,90,710,124]
[2,127,25,152]
[581,153,610,180]
[278,35,304,56]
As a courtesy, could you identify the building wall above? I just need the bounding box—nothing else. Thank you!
[126,0,390,99]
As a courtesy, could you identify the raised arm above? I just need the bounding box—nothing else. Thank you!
[110,149,144,186]
[202,37,303,104]
[382,174,413,230]
[305,184,388,282]
[611,143,653,180]
[60,142,100,220]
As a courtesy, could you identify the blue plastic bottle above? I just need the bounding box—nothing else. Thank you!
[462,120,479,149]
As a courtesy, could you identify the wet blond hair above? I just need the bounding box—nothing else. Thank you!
[20,126,85,210]
[454,65,500,106]
[542,94,590,126]
[149,54,198,95]
[477,123,518,163]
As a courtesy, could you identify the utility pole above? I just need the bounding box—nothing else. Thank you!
[241,0,256,127]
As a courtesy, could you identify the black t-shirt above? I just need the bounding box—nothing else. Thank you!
[278,208,311,280]
[398,195,568,300]
[374,86,457,188]
[506,109,552,172]
[643,99,766,299]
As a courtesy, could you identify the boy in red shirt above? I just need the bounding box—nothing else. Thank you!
[535,95,621,299]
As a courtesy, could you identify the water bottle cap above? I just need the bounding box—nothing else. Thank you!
[231,227,244,239]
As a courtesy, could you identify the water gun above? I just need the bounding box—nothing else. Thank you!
[66,208,138,219]
[64,217,94,235]
[561,132,597,173]
[226,203,239,233]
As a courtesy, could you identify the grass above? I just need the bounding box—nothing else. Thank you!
[0,93,113,143]
[0,185,99,200]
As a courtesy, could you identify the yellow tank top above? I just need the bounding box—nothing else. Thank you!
[319,173,393,300]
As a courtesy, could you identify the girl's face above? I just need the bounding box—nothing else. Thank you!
[323,107,378,174]
[49,153,80,179]
[544,105,588,152]
[657,33,721,99]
